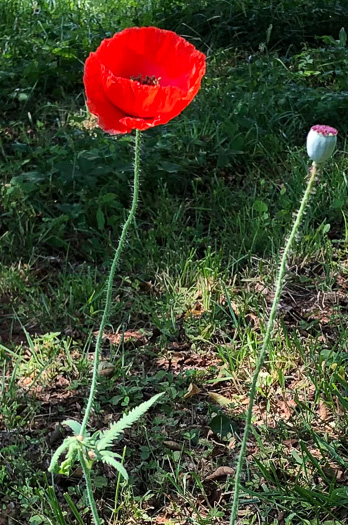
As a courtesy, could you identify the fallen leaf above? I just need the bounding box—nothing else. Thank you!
[98,360,115,377]
[245,312,260,329]
[255,281,270,296]
[205,466,234,480]
[183,383,201,399]
[322,465,344,481]
[319,400,328,421]
[277,400,292,420]
[94,330,146,346]
[208,392,233,407]
[163,440,183,451]
[184,302,205,317]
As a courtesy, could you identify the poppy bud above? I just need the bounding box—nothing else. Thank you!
[88,450,96,460]
[306,125,338,163]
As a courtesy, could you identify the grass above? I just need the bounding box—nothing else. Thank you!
[1,0,348,524]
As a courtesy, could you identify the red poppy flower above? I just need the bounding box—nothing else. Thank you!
[83,26,206,134]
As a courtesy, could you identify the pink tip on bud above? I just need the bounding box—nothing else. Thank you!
[310,125,338,137]
[306,124,338,163]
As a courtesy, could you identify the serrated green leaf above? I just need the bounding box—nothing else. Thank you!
[99,449,122,460]
[62,419,82,435]
[59,442,79,475]
[102,455,128,481]
[48,437,75,473]
[97,392,163,451]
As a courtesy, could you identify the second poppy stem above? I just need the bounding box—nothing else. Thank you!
[81,129,142,438]
[230,161,318,525]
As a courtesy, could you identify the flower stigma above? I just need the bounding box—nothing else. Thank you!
[130,74,161,85]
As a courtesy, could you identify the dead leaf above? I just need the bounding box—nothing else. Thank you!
[184,302,205,318]
[245,312,260,329]
[208,392,233,407]
[255,281,270,296]
[228,438,237,450]
[277,400,292,420]
[322,465,344,481]
[163,440,183,451]
[205,466,234,480]
[98,360,115,377]
[183,383,201,399]
[94,330,146,346]
[319,400,328,421]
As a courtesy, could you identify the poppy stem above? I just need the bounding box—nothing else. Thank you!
[81,129,142,438]
[79,450,101,525]
[229,162,318,525]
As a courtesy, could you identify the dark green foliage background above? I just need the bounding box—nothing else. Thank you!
[1,0,347,264]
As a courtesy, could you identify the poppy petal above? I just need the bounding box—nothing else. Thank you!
[84,27,206,134]
[101,67,186,118]
[97,27,204,89]
[84,52,131,134]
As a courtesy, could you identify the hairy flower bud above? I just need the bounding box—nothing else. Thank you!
[88,450,96,460]
[306,125,338,163]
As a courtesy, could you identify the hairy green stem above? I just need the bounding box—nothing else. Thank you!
[79,450,100,525]
[81,129,142,437]
[230,161,318,525]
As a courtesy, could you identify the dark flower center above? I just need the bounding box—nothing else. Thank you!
[130,74,160,86]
